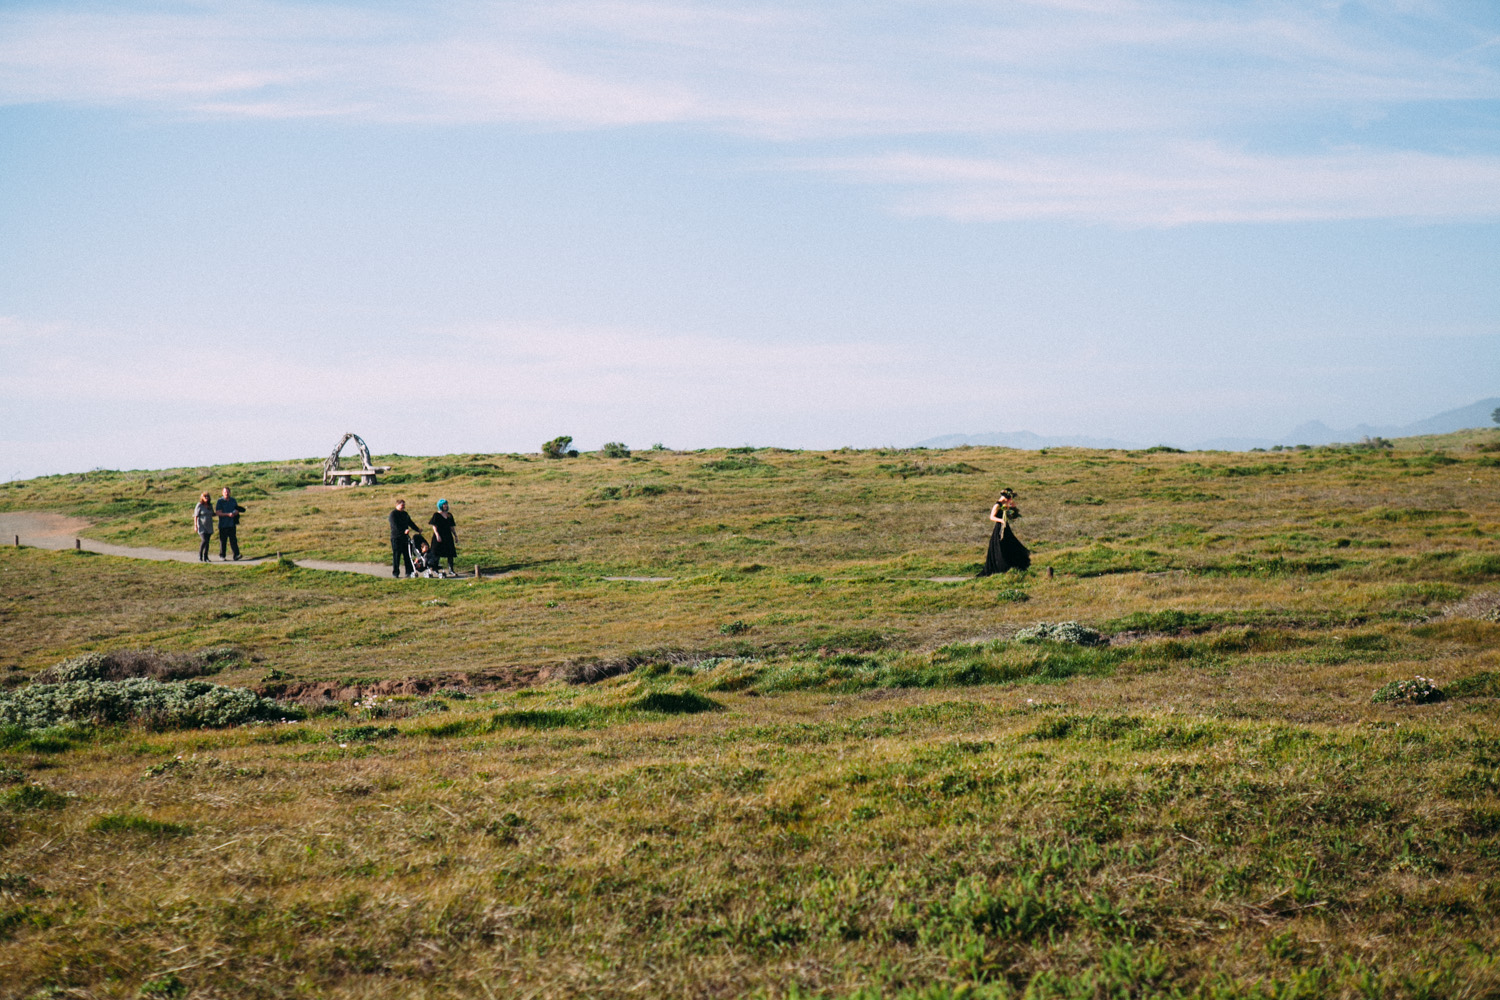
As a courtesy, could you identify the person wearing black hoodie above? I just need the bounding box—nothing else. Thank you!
[388,499,419,578]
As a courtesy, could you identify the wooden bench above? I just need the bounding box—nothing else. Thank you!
[326,466,392,486]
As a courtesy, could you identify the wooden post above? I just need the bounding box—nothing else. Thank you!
[12,535,17,548]
[75,539,81,550]
[474,564,480,579]
[1046,566,1054,579]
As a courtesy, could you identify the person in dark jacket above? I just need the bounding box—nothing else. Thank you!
[389,499,419,578]
[215,487,245,561]
[428,498,457,577]
[192,492,214,562]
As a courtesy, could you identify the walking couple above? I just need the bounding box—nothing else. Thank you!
[192,487,246,562]
[389,498,459,578]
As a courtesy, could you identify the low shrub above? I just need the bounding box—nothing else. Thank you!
[600,441,631,458]
[0,678,297,730]
[542,435,576,459]
[1014,622,1106,647]
[1371,676,1444,705]
[34,647,243,685]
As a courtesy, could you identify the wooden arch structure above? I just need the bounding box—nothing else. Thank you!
[322,432,391,486]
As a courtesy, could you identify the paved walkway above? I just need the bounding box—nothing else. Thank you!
[0,512,389,577]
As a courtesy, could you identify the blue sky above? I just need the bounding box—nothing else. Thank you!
[1,0,1498,478]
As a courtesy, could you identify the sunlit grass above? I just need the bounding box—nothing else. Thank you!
[1,434,1498,997]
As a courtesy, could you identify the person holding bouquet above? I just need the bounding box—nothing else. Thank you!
[979,488,1030,575]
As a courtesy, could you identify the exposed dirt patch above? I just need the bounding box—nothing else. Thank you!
[258,668,546,703]
[1441,590,1500,622]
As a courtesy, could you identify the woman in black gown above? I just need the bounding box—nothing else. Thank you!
[979,488,1030,575]
[428,499,458,577]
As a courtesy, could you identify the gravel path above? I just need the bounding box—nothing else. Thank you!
[0,511,389,577]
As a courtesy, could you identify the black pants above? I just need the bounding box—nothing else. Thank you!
[219,524,239,559]
[199,532,212,561]
[391,537,412,577]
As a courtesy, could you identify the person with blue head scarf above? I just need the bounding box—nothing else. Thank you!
[428,498,458,576]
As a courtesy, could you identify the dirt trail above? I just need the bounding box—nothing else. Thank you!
[0,512,389,577]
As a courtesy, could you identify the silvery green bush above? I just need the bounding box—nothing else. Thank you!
[0,678,295,730]
[45,652,112,683]
[1014,621,1106,647]
[35,647,243,685]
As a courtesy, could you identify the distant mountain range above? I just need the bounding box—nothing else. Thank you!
[916,397,1500,452]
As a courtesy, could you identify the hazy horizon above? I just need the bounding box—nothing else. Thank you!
[3,1,1497,480]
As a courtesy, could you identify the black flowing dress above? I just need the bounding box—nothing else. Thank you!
[980,512,1030,576]
[428,511,457,560]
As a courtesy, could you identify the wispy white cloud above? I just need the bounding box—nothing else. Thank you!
[809,144,1500,224]
[0,1,1497,222]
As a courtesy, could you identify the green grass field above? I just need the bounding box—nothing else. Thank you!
[2,435,1498,998]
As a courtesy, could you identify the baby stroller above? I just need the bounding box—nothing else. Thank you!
[408,533,441,579]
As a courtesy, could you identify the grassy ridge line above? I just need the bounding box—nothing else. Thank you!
[2,438,1496,571]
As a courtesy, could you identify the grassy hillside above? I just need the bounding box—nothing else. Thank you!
[1,436,1498,998]
[2,437,1497,680]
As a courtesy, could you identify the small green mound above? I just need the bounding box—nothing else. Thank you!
[631,691,722,715]
[490,708,606,730]
[1443,671,1500,699]
[89,813,192,837]
[1028,714,1145,742]
[3,784,67,811]
[329,725,400,743]
[591,482,678,501]
[700,454,770,473]
[1106,610,1220,634]
[876,461,981,479]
